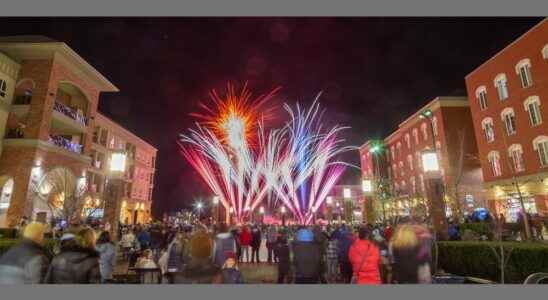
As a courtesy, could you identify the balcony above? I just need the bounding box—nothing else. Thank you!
[54,101,88,126]
[48,135,83,154]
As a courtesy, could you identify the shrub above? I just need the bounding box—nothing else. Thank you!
[437,241,548,283]
[458,223,494,240]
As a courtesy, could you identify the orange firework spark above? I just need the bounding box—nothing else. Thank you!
[191,82,281,148]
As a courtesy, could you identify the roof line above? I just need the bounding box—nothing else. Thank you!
[95,112,157,152]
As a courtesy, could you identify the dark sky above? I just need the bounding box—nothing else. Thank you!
[0,17,542,217]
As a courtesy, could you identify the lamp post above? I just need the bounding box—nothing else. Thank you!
[212,196,219,224]
[105,151,127,241]
[362,178,374,224]
[326,196,333,225]
[195,201,204,221]
[421,149,449,241]
[343,188,353,224]
[281,206,286,226]
[259,206,265,224]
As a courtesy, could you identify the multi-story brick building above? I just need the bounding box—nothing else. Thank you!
[359,97,485,220]
[90,113,157,225]
[0,36,157,228]
[465,19,548,222]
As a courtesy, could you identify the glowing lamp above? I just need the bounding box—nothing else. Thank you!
[281,206,286,214]
[229,207,234,214]
[110,152,127,172]
[259,206,265,214]
[422,150,442,179]
[343,188,352,199]
[121,201,127,208]
[212,196,219,205]
[362,179,373,193]
[326,196,333,205]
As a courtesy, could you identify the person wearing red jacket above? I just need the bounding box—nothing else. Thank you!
[239,226,251,263]
[348,227,381,285]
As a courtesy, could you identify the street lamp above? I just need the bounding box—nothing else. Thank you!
[105,151,127,240]
[343,188,353,224]
[212,196,220,224]
[195,201,204,220]
[281,206,286,226]
[421,149,448,240]
[259,206,265,224]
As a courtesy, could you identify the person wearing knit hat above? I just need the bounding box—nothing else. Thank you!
[0,222,50,284]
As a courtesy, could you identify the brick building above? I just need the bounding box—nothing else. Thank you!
[323,185,364,223]
[359,97,485,221]
[0,36,156,228]
[465,19,548,222]
[90,113,157,225]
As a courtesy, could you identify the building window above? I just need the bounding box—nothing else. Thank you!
[432,117,439,137]
[482,118,495,143]
[543,44,548,59]
[407,154,413,171]
[533,136,548,167]
[436,141,442,161]
[412,128,419,145]
[419,174,425,192]
[508,144,525,173]
[399,161,404,176]
[516,59,533,88]
[501,108,516,136]
[391,146,395,160]
[488,151,502,177]
[524,96,542,127]
[421,123,428,141]
[385,149,390,162]
[392,164,397,177]
[411,176,416,194]
[476,86,488,111]
[494,73,509,101]
[404,134,411,149]
[415,151,422,170]
[0,79,7,98]
[396,142,402,157]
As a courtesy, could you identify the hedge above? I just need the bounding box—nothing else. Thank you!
[458,223,494,240]
[436,241,548,283]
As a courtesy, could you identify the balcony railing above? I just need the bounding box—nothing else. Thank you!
[53,101,88,126]
[48,135,83,154]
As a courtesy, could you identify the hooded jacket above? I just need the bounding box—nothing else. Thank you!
[0,239,50,284]
[212,232,236,267]
[45,245,101,284]
[348,239,381,284]
[291,229,321,279]
[239,227,251,246]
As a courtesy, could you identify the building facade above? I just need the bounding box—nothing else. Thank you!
[323,185,364,223]
[0,36,156,228]
[360,97,485,221]
[90,113,157,225]
[465,19,548,222]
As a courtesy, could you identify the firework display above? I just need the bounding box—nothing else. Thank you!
[179,84,353,224]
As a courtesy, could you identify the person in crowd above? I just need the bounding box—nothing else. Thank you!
[214,252,244,284]
[136,249,158,269]
[231,227,242,262]
[337,225,354,283]
[189,224,213,266]
[325,234,339,282]
[348,226,381,285]
[212,223,237,268]
[384,224,393,241]
[0,222,50,284]
[45,228,101,284]
[266,225,279,264]
[447,222,461,241]
[95,231,117,283]
[250,226,262,263]
[239,225,251,263]
[274,234,291,284]
[292,227,321,284]
[136,227,152,250]
[372,227,391,284]
[120,229,136,260]
[390,224,433,284]
[312,225,328,283]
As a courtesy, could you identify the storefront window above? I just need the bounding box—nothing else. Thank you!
[505,196,537,222]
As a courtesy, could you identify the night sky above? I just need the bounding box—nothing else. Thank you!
[0,18,542,217]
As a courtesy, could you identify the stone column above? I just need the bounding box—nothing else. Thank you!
[104,178,124,241]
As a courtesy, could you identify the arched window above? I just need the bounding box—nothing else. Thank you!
[411,176,416,194]
[407,154,413,171]
[533,135,548,167]
[508,144,525,173]
[0,178,14,227]
[494,73,509,100]
[415,151,422,170]
[515,59,533,88]
[481,117,495,142]
[404,133,411,149]
[475,85,488,110]
[390,146,395,160]
[419,174,425,192]
[523,96,542,127]
[542,44,548,60]
[488,151,502,177]
[412,128,419,145]
[436,141,442,161]
[432,117,439,137]
[399,161,404,176]
[396,142,402,157]
[501,107,516,135]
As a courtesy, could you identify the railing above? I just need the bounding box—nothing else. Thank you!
[48,135,83,154]
[53,101,88,126]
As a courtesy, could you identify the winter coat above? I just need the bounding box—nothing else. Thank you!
[137,231,151,249]
[219,268,244,284]
[96,242,117,281]
[274,243,290,273]
[266,227,278,244]
[250,229,262,248]
[337,230,353,262]
[348,239,381,284]
[212,233,236,267]
[239,228,251,246]
[167,240,185,272]
[0,239,50,284]
[45,246,101,284]
[292,229,321,279]
[190,231,213,260]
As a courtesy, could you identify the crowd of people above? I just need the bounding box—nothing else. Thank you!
[0,217,438,285]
